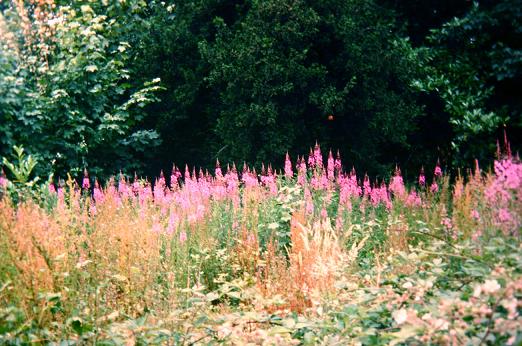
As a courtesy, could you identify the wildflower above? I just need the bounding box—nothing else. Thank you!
[363,174,371,196]
[82,169,90,189]
[171,165,181,190]
[405,191,421,207]
[482,279,501,294]
[434,160,442,178]
[320,208,328,219]
[498,208,514,225]
[0,170,7,189]
[284,152,293,178]
[389,167,406,198]
[334,150,342,172]
[93,179,104,202]
[392,308,408,325]
[313,142,323,168]
[471,209,480,220]
[441,217,452,229]
[179,231,187,244]
[151,222,162,233]
[430,181,439,193]
[297,156,307,185]
[327,150,334,180]
[118,173,129,198]
[418,167,425,186]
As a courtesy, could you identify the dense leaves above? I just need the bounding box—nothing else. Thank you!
[0,2,162,179]
[1,0,521,178]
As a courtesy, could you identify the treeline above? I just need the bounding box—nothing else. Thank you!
[1,0,520,180]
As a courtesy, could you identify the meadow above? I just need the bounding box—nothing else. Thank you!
[0,143,521,345]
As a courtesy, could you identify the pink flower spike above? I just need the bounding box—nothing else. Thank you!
[313,142,323,168]
[434,160,442,178]
[327,150,334,180]
[215,160,223,179]
[82,169,90,189]
[284,152,293,178]
[418,167,426,186]
[430,181,439,193]
[0,170,8,189]
[179,231,187,244]
[334,150,342,172]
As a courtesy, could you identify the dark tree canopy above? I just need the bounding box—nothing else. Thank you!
[1,0,520,179]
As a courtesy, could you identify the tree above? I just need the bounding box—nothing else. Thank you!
[409,0,522,165]
[0,1,162,179]
[200,0,422,174]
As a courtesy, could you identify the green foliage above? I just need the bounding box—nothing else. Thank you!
[200,0,422,172]
[132,0,424,174]
[413,0,522,165]
[0,146,51,204]
[0,3,162,179]
[2,146,38,187]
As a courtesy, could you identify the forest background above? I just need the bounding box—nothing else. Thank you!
[1,0,521,181]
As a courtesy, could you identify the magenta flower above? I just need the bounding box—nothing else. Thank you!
[405,191,421,207]
[418,167,426,186]
[82,169,90,189]
[284,152,293,178]
[313,142,323,168]
[334,150,342,172]
[215,160,223,179]
[434,160,442,178]
[179,231,187,244]
[389,167,406,198]
[327,150,334,180]
[0,171,8,189]
[93,179,104,203]
[363,174,371,196]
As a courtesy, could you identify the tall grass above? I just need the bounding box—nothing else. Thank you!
[0,144,520,344]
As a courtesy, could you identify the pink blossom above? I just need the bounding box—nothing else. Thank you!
[482,279,501,294]
[405,191,421,207]
[441,217,452,229]
[93,179,104,203]
[118,173,130,199]
[304,187,313,215]
[215,160,223,179]
[0,171,7,189]
[389,167,406,198]
[392,309,408,325]
[313,142,323,168]
[82,169,90,189]
[418,167,426,186]
[334,150,342,173]
[327,150,334,180]
[179,231,187,244]
[430,181,439,193]
[297,156,307,186]
[363,174,371,196]
[284,153,293,178]
[320,207,328,219]
[434,161,442,178]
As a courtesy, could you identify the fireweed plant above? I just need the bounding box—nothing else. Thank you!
[0,143,521,344]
